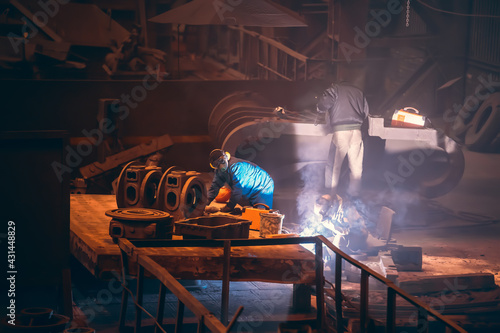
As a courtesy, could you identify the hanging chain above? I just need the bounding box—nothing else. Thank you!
[406,0,411,27]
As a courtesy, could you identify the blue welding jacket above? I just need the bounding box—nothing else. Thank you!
[208,157,274,209]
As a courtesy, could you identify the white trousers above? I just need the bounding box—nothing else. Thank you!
[325,130,364,196]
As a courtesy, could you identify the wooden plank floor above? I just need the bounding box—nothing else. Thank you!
[70,194,316,283]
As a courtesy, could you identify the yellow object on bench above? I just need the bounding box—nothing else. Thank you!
[241,203,271,230]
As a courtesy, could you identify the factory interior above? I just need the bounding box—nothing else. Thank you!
[1,0,500,332]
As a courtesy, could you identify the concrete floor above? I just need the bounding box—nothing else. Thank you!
[393,148,500,286]
[70,258,305,332]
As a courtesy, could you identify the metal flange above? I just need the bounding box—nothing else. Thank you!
[105,208,172,222]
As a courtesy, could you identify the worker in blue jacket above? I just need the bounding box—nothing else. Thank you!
[207,149,274,212]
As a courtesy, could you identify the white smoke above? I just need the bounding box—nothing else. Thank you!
[294,162,427,236]
[295,163,326,235]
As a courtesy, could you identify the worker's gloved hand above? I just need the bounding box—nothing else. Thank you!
[273,106,287,119]
[205,206,220,214]
[219,205,234,213]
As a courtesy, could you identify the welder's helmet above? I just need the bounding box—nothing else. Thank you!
[209,149,230,169]
[314,194,340,217]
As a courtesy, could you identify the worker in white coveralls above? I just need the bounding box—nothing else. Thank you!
[316,82,370,197]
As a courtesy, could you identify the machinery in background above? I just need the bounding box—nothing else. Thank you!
[207,91,465,225]
[450,92,500,152]
[208,91,465,199]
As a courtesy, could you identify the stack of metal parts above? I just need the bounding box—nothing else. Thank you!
[115,163,208,221]
[111,162,209,241]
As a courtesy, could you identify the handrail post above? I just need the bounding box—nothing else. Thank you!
[257,38,261,79]
[135,264,145,332]
[335,252,343,333]
[386,287,396,333]
[360,270,369,332]
[119,249,130,331]
[221,240,231,325]
[294,58,297,81]
[315,238,324,330]
[175,299,185,333]
[304,59,308,81]
[418,307,429,333]
[155,283,167,333]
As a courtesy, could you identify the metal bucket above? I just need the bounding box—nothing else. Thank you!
[259,211,284,237]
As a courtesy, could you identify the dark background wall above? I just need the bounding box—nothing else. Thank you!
[0,79,323,172]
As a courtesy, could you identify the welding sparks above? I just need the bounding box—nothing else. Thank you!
[297,193,372,256]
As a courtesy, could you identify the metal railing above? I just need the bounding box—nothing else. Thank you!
[117,237,323,332]
[226,26,310,81]
[317,235,467,333]
[117,236,467,333]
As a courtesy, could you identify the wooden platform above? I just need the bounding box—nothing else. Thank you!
[70,194,316,283]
